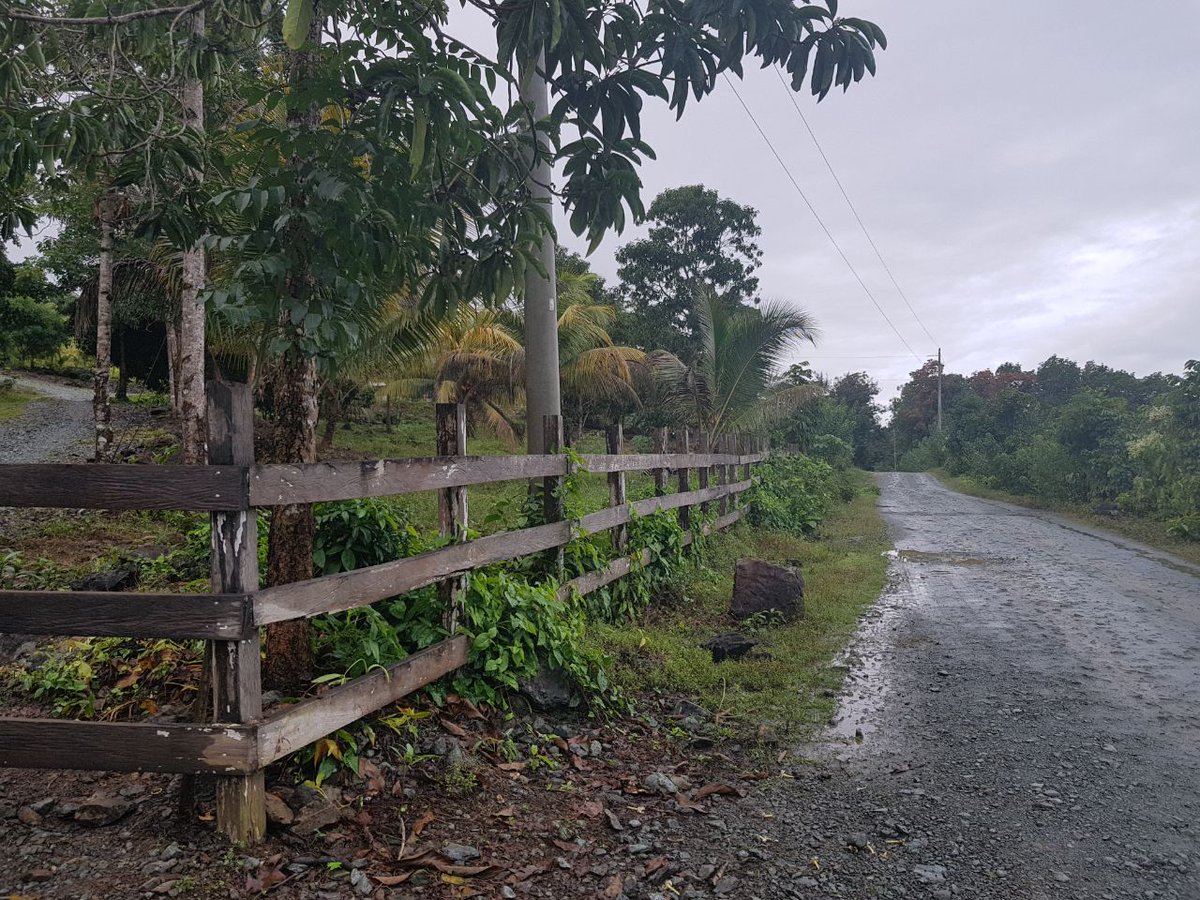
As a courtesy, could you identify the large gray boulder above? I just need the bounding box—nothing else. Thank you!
[731,558,804,621]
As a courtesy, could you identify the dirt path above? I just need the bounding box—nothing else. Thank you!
[0,374,93,463]
[670,472,1200,899]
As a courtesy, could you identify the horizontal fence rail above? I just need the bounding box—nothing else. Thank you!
[0,384,768,843]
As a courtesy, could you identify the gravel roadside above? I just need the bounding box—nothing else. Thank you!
[0,374,94,464]
[664,472,1199,900]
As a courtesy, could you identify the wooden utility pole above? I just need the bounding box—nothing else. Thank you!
[520,58,561,456]
[936,347,944,433]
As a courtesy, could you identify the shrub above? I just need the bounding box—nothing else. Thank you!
[454,569,618,709]
[746,452,839,534]
[0,295,68,365]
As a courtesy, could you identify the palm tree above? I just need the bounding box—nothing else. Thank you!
[654,289,820,437]
[383,304,525,445]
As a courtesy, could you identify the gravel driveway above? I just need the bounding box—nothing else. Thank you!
[0,374,93,463]
[672,472,1199,899]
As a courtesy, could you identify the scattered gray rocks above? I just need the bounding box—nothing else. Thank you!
[731,558,804,621]
[73,792,135,827]
[442,842,481,864]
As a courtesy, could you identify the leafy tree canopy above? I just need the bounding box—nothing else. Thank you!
[616,184,763,362]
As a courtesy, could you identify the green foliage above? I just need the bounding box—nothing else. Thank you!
[616,185,763,362]
[590,509,687,624]
[454,569,618,710]
[7,637,197,720]
[747,453,843,534]
[0,294,69,365]
[312,499,420,575]
[894,354,1200,543]
[1165,514,1200,542]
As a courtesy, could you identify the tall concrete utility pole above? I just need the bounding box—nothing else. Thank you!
[936,347,944,432]
[519,58,561,456]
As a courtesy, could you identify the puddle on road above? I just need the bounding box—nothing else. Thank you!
[897,549,993,566]
[812,550,932,760]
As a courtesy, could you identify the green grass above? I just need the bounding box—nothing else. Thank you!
[932,469,1200,567]
[0,388,37,421]
[328,413,659,536]
[590,471,890,737]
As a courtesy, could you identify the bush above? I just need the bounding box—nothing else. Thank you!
[454,569,618,709]
[746,452,840,534]
[0,295,68,365]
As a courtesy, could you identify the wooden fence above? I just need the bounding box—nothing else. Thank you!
[0,381,765,842]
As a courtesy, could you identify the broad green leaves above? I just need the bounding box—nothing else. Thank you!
[282,0,315,50]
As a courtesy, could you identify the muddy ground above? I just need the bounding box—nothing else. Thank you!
[1,473,1197,899]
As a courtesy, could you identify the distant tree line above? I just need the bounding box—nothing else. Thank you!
[890,354,1200,539]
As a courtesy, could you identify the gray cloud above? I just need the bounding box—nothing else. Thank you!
[552,0,1200,401]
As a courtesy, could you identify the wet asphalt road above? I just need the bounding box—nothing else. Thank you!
[676,472,1200,899]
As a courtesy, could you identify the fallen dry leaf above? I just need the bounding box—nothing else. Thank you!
[693,783,743,801]
[577,800,603,819]
[439,718,469,739]
[411,810,435,837]
[374,873,411,886]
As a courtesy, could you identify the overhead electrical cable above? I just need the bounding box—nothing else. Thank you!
[772,66,939,348]
[722,75,923,363]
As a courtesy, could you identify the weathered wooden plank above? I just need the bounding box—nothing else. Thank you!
[253,520,572,625]
[575,481,751,536]
[0,590,249,639]
[578,452,742,473]
[0,464,247,511]
[257,636,469,767]
[605,423,628,552]
[557,550,646,601]
[250,455,567,506]
[206,381,266,845]
[436,404,469,633]
[676,428,692,531]
[0,718,257,774]
[652,428,669,497]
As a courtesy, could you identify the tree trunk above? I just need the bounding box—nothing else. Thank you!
[116,329,129,401]
[261,7,324,693]
[93,196,115,461]
[263,350,319,692]
[166,314,181,413]
[178,8,208,464]
[519,57,561,455]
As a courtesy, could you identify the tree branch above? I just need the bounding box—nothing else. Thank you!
[4,0,209,26]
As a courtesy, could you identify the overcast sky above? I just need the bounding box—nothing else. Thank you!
[539,1,1200,403]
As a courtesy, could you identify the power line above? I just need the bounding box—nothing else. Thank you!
[772,66,939,348]
[723,75,924,364]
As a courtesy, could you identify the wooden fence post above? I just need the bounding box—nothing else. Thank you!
[436,403,468,632]
[675,427,691,533]
[652,427,668,497]
[207,381,265,845]
[697,430,711,517]
[605,422,628,552]
[543,414,565,576]
[716,434,729,517]
[727,435,738,513]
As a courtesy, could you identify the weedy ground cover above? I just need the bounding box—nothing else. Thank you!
[593,471,889,735]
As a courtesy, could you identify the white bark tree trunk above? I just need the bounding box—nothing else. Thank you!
[178,8,208,464]
[94,196,115,460]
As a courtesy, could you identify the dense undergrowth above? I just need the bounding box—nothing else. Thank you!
[3,427,882,774]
